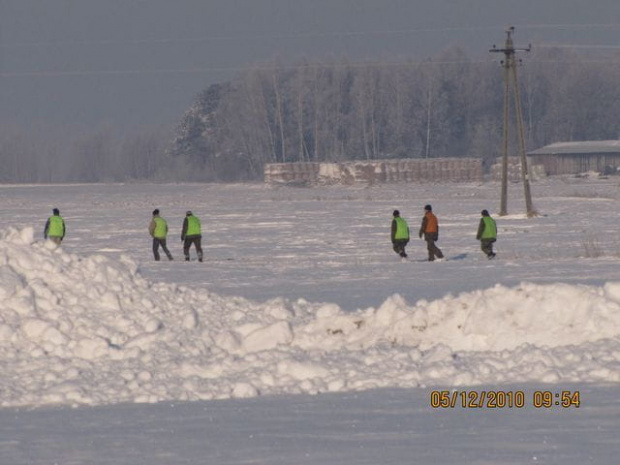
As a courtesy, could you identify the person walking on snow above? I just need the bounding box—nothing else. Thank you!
[149,209,173,261]
[181,210,203,262]
[476,209,497,259]
[44,208,65,245]
[419,204,444,261]
[391,210,410,259]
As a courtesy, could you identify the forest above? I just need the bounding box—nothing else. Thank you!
[2,46,620,183]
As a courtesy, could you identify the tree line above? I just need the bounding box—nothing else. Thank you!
[170,46,620,181]
[0,124,172,184]
[3,46,620,183]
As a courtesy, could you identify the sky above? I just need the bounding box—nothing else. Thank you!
[2,0,620,130]
[1,177,620,462]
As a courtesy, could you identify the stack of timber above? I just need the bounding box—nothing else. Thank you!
[264,158,483,186]
[263,162,321,185]
[491,157,546,182]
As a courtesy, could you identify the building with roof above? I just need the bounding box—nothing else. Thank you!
[528,141,620,176]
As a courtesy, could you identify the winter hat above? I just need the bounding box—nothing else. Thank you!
[52,208,60,215]
[393,210,400,216]
[481,209,489,216]
[152,209,160,216]
[424,204,432,211]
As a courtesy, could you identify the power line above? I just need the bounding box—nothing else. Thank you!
[0,59,492,78]
[3,23,620,49]
[537,43,620,50]
[516,23,620,30]
[3,56,620,79]
[0,26,502,49]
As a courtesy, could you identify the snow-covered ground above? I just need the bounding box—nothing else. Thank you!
[1,177,619,463]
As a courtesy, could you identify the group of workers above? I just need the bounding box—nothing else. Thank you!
[43,208,204,262]
[43,205,497,263]
[148,209,204,262]
[391,205,497,261]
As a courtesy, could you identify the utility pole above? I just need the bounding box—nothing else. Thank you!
[490,27,536,217]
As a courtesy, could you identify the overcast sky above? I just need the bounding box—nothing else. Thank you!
[1,0,620,130]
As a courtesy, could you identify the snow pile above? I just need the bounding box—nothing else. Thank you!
[1,227,620,408]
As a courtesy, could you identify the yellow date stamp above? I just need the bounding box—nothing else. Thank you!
[429,390,581,409]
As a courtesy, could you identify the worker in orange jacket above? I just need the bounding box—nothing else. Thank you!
[419,204,444,262]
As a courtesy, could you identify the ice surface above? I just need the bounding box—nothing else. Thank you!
[1,179,619,463]
[1,179,620,408]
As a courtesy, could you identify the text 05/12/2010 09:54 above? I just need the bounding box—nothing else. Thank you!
[429,390,581,409]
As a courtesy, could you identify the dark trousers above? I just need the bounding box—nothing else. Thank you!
[424,234,443,261]
[183,236,203,261]
[392,239,409,258]
[153,238,173,261]
[480,239,496,257]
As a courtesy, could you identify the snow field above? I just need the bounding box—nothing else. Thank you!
[1,225,619,408]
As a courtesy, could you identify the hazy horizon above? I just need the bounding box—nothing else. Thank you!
[2,0,620,131]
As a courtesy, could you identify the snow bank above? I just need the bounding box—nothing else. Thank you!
[1,227,619,408]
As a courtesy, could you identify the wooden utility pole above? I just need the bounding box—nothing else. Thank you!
[490,27,536,217]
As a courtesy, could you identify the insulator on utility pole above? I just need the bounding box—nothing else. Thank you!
[490,26,537,217]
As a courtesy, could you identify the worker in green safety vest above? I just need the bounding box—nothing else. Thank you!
[148,209,173,261]
[181,210,203,262]
[391,209,410,259]
[44,208,66,245]
[476,209,497,259]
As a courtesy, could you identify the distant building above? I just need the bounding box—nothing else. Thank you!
[528,140,620,176]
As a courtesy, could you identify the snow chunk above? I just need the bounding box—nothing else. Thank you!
[232,382,259,398]
[243,321,293,353]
